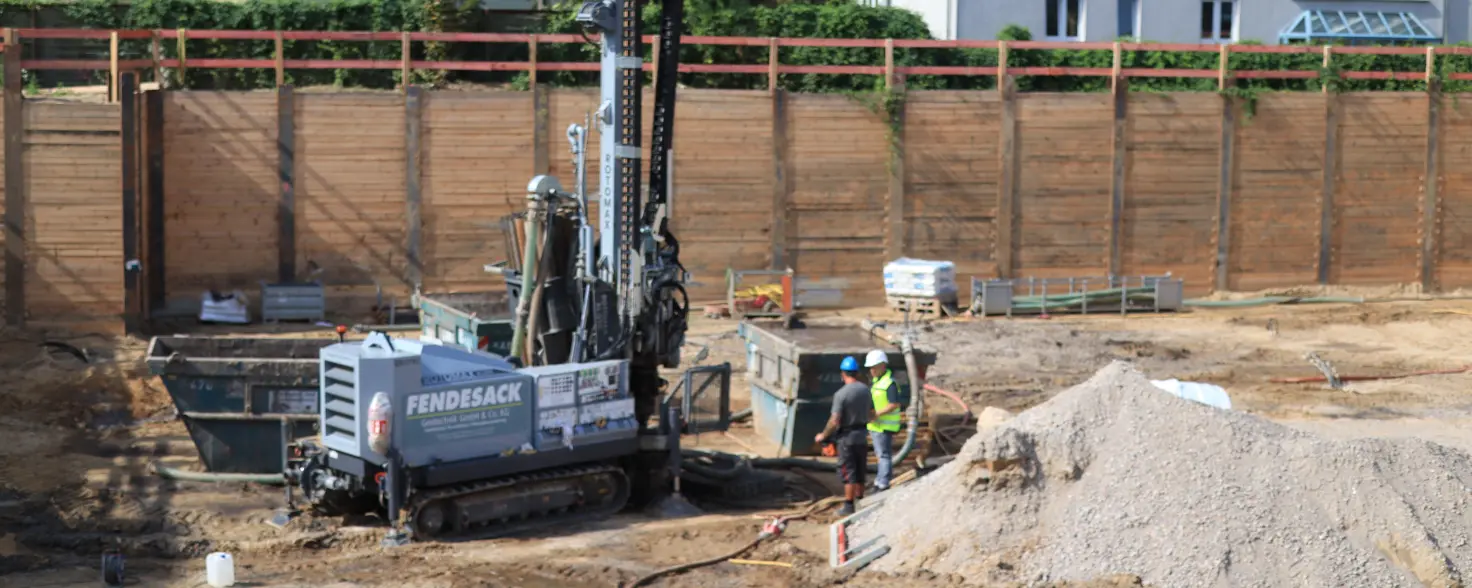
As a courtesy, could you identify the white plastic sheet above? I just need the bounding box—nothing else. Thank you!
[1150,379,1232,411]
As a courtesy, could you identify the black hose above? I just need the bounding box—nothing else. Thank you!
[682,448,878,474]
[731,408,752,422]
[623,535,765,587]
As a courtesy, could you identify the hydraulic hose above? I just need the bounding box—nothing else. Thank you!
[891,335,925,467]
[1182,296,1365,308]
[151,463,285,485]
[508,202,544,361]
[923,383,971,425]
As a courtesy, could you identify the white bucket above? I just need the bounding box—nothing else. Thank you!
[205,552,235,587]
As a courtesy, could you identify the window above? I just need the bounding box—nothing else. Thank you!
[1046,0,1084,41]
[1118,0,1141,39]
[1201,0,1234,43]
[1279,10,1438,45]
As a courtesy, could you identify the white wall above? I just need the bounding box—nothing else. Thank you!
[944,0,1458,45]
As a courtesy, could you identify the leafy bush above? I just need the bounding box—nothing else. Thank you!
[1,0,1466,93]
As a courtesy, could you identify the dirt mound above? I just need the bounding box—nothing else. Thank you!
[855,361,1472,587]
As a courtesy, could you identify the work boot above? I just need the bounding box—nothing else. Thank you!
[868,483,889,495]
[836,502,856,517]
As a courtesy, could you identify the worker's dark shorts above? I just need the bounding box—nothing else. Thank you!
[836,431,868,486]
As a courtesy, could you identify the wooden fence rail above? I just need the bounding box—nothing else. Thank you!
[10,27,1472,95]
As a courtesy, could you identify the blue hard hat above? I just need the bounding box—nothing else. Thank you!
[840,356,859,372]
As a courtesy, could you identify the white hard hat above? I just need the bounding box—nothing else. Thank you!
[864,349,889,368]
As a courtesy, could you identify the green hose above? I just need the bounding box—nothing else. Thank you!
[152,463,286,485]
[1183,296,1365,308]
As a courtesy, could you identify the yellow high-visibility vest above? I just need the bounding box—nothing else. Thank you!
[867,370,902,433]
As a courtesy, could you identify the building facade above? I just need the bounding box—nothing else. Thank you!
[872,0,1457,45]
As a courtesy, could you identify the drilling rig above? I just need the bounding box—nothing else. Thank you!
[285,0,695,544]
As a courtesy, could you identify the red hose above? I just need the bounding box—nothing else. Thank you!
[1270,366,1470,384]
[924,383,972,425]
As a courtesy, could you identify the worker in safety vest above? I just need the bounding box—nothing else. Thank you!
[864,349,903,492]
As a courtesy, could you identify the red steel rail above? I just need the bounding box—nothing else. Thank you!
[0,27,1449,86]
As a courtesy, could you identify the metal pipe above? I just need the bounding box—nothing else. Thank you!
[151,463,285,485]
[892,334,924,466]
[523,213,556,364]
[508,199,545,360]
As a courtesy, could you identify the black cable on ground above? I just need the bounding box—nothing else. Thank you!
[624,536,765,587]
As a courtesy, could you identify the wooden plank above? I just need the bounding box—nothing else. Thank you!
[1015,92,1112,277]
[787,93,888,300]
[1436,93,1472,287]
[1319,93,1337,284]
[422,91,534,294]
[278,84,296,283]
[902,91,999,278]
[144,88,165,313]
[1332,93,1425,285]
[23,103,124,321]
[3,45,21,326]
[1122,93,1219,295]
[771,89,789,270]
[669,90,773,299]
[121,72,139,332]
[1214,94,1235,291]
[162,92,278,298]
[1229,93,1323,289]
[1108,76,1127,276]
[997,76,1017,278]
[1422,78,1441,291]
[405,86,423,290]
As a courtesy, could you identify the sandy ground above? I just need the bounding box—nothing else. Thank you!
[6,293,1472,586]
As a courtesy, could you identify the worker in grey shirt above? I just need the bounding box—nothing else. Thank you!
[815,356,874,516]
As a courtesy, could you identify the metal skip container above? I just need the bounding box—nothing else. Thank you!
[146,336,329,473]
[736,321,937,457]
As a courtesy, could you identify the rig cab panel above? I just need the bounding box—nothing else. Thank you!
[295,334,641,542]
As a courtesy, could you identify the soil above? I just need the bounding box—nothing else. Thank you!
[5,296,1472,586]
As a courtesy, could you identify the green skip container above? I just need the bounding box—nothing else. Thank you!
[736,321,937,457]
[146,336,328,473]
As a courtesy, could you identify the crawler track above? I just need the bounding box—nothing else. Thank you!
[405,463,630,542]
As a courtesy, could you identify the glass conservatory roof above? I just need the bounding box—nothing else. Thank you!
[1279,10,1438,43]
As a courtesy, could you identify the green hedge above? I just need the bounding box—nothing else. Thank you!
[2,0,1469,93]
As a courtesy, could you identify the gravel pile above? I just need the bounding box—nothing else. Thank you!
[854,361,1472,587]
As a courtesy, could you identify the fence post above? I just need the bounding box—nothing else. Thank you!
[531,35,549,178]
[767,37,778,92]
[109,32,119,103]
[277,84,296,283]
[770,88,789,270]
[400,32,411,92]
[151,31,162,87]
[176,28,188,88]
[996,41,1017,279]
[121,72,140,333]
[528,34,538,91]
[4,39,25,327]
[1317,45,1337,285]
[1214,43,1235,291]
[1421,46,1441,292]
[405,86,423,291]
[275,31,285,88]
[884,38,894,91]
[1107,41,1127,277]
[144,87,165,314]
[885,57,905,262]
